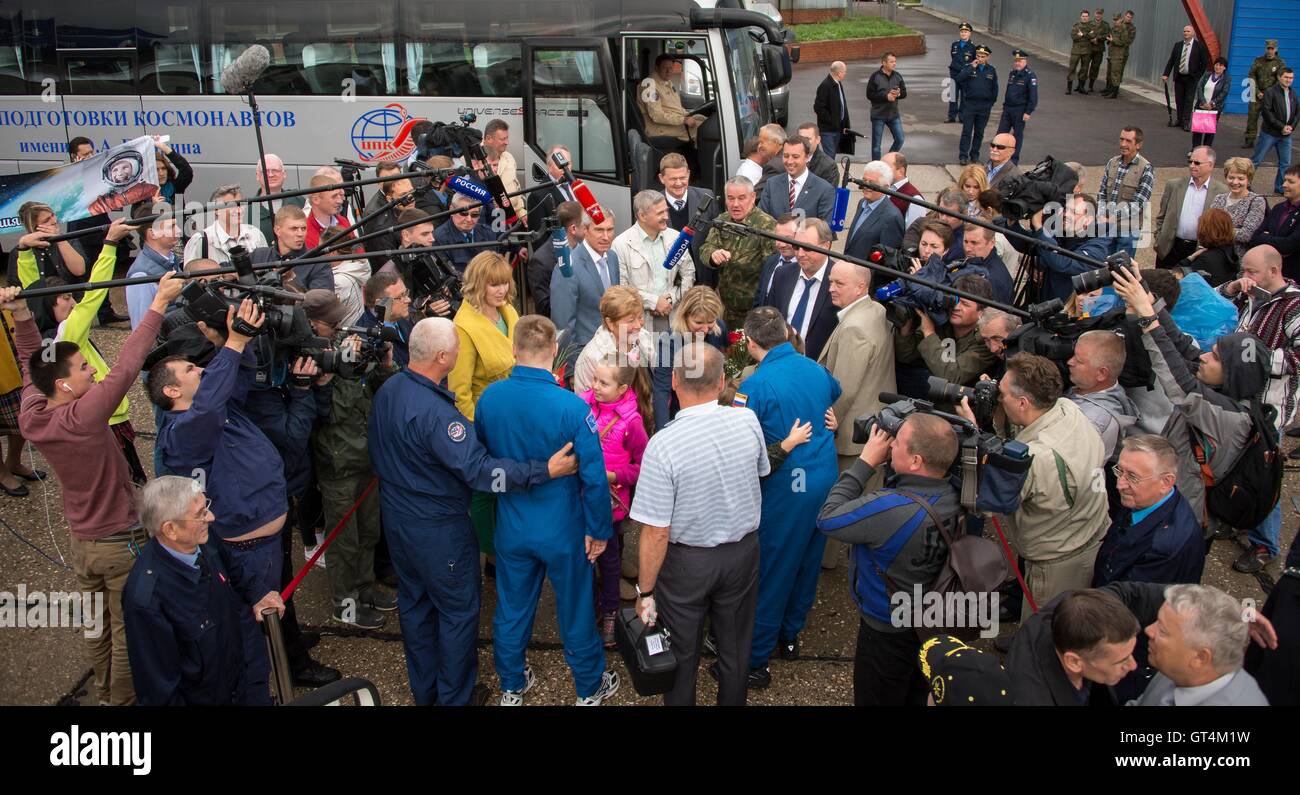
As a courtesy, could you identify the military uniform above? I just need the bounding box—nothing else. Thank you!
[1105,15,1135,96]
[957,46,998,165]
[1247,41,1287,147]
[997,50,1038,163]
[1068,18,1093,94]
[699,205,777,330]
[947,22,977,123]
[1087,11,1110,92]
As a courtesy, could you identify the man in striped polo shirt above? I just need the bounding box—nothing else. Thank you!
[630,342,770,706]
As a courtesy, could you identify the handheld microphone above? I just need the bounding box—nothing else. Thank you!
[551,152,605,224]
[552,229,572,278]
[448,175,493,204]
[219,44,270,95]
[661,196,714,271]
[468,143,518,227]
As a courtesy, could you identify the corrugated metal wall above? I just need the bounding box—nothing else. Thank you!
[1223,0,1300,114]
[921,1,1237,91]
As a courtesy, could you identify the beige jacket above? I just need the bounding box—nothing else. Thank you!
[817,296,896,456]
[612,223,695,334]
[496,150,527,219]
[638,76,693,142]
[1001,399,1109,562]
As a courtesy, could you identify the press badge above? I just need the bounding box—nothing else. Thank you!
[586,413,598,434]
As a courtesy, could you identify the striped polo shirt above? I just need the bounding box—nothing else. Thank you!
[629,402,770,548]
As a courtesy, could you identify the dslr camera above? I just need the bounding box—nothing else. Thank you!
[1070,250,1137,294]
[927,376,999,431]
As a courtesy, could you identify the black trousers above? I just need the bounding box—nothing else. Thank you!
[1157,236,1198,269]
[1174,73,1195,126]
[852,617,929,706]
[657,532,760,706]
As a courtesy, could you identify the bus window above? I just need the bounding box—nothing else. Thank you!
[404,40,520,98]
[723,28,770,147]
[62,52,138,95]
[0,8,26,93]
[526,45,619,180]
[138,2,206,95]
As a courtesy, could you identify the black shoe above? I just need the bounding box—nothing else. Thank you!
[361,588,398,612]
[1,480,29,498]
[944,117,958,123]
[97,310,130,326]
[14,468,46,482]
[292,661,342,688]
[331,602,387,630]
[1285,426,1300,438]
[1232,544,1275,574]
[1289,446,1300,461]
[777,635,799,660]
[1066,84,1072,95]
[958,155,969,166]
[707,661,771,689]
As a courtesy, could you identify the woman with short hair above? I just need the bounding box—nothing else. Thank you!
[1209,157,1268,257]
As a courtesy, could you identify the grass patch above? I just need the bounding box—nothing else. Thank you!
[792,17,915,42]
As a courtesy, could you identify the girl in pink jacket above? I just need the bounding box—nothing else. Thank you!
[580,357,652,647]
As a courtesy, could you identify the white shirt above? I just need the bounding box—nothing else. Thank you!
[1171,672,1235,706]
[787,169,809,209]
[892,179,927,226]
[182,222,267,265]
[582,239,612,288]
[736,158,763,187]
[664,190,689,213]
[785,259,829,340]
[1175,177,1211,241]
[837,292,872,321]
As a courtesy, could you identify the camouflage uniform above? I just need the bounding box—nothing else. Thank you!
[1106,17,1135,93]
[699,206,776,330]
[1067,20,1093,94]
[1247,45,1287,146]
[1087,13,1109,90]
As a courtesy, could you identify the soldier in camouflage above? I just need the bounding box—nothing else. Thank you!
[1102,10,1135,98]
[1067,10,1093,95]
[699,175,776,330]
[1246,40,1287,147]
[1087,8,1109,94]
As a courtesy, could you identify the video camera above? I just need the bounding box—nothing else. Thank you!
[391,248,463,316]
[872,250,989,327]
[179,245,314,348]
[927,376,999,431]
[990,156,1079,221]
[295,328,390,383]
[415,113,483,160]
[1004,302,1155,390]
[1070,250,1137,294]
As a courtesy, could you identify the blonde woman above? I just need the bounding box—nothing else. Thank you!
[7,202,85,292]
[670,285,728,351]
[448,252,518,575]
[1209,157,1268,257]
[573,285,654,397]
[956,163,989,216]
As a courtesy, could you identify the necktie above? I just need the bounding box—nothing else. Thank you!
[597,255,611,289]
[789,177,798,211]
[674,199,685,212]
[1180,42,1190,73]
[850,200,872,239]
[838,81,847,123]
[791,276,815,332]
[196,549,210,581]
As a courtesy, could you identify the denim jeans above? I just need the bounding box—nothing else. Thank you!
[1248,428,1282,556]
[820,132,841,158]
[871,117,905,161]
[1251,132,1293,193]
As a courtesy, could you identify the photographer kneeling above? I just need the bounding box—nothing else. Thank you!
[817,414,961,706]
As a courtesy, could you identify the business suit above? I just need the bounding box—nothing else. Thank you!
[1163,38,1209,128]
[985,161,1021,188]
[817,296,896,462]
[1153,175,1228,264]
[526,235,558,318]
[807,146,840,187]
[814,75,851,155]
[758,169,837,226]
[549,243,619,359]
[1130,669,1269,706]
[765,259,837,361]
[842,197,905,266]
[664,186,715,287]
[753,252,797,309]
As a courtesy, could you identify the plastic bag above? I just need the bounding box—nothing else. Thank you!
[1169,271,1239,350]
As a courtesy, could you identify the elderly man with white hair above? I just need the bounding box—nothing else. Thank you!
[253,153,305,242]
[368,317,579,706]
[843,160,905,263]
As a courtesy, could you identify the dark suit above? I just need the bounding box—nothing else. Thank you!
[766,260,837,360]
[753,252,797,309]
[813,75,851,154]
[1163,38,1209,128]
[665,186,716,287]
[843,197,905,265]
[527,235,558,318]
[1252,200,1300,281]
[758,170,838,226]
[808,146,840,187]
[550,242,619,354]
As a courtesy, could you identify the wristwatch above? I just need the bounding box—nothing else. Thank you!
[1137,314,1158,330]
[636,584,654,600]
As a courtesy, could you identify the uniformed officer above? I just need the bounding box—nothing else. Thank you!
[737,306,841,687]
[1246,40,1288,148]
[474,315,622,706]
[957,45,998,166]
[1103,10,1136,98]
[947,22,977,123]
[1087,8,1109,94]
[124,477,285,706]
[368,317,577,706]
[1067,9,1093,95]
[997,49,1038,164]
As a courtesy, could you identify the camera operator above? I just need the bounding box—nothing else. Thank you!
[1065,330,1139,461]
[435,194,505,275]
[956,352,1108,622]
[977,308,1021,362]
[895,274,998,395]
[377,208,456,320]
[250,206,333,292]
[1012,193,1114,303]
[817,414,961,706]
[358,271,414,368]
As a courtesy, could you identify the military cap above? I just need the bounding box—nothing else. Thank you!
[959,21,973,32]
[975,44,992,56]
[1011,49,1029,59]
[1266,40,1278,48]
[918,635,1014,706]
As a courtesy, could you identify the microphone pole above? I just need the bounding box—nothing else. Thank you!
[247,87,273,237]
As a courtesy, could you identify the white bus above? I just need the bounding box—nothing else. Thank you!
[0,0,792,231]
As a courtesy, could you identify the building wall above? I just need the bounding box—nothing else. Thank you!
[1223,0,1300,114]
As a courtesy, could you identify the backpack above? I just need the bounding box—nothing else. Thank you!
[1192,399,1282,529]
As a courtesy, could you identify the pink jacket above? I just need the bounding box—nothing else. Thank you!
[580,387,649,520]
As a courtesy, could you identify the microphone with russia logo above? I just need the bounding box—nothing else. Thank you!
[550,151,605,225]
[661,195,714,271]
[467,143,519,228]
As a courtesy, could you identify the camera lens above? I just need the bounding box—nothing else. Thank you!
[927,376,973,405]
[1071,267,1115,295]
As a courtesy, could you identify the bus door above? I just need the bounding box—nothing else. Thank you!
[520,39,628,232]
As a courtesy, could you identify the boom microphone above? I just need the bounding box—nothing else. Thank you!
[551,151,605,224]
[661,196,714,270]
[219,44,271,95]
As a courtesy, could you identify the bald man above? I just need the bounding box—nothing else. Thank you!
[985,132,1021,187]
[814,61,851,156]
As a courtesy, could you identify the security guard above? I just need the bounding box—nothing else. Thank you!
[997,49,1038,164]
[947,22,977,123]
[1087,8,1109,94]
[1067,9,1093,94]
[368,317,572,706]
[474,315,620,706]
[1247,40,1287,148]
[957,44,998,166]
[738,307,841,687]
[1103,11,1136,98]
[124,477,285,706]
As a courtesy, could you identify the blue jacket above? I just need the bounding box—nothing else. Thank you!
[1029,229,1115,302]
[242,380,328,499]
[949,39,976,77]
[368,368,549,520]
[356,308,412,369]
[124,538,259,705]
[158,347,288,539]
[957,63,999,107]
[1004,67,1039,113]
[474,365,613,543]
[738,342,841,481]
[1093,488,1206,587]
[434,218,503,274]
[966,250,1014,305]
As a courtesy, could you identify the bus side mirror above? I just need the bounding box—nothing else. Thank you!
[762,44,792,88]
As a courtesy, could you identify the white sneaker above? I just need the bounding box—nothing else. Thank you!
[304,532,326,569]
[575,670,621,706]
[499,665,536,706]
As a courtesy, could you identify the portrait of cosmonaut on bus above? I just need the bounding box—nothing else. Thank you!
[86,150,158,214]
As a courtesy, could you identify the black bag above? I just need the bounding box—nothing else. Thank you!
[613,606,678,696]
[1195,398,1282,529]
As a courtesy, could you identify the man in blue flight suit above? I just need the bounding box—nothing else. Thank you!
[474,315,622,706]
[124,477,285,706]
[957,45,999,166]
[735,306,841,688]
[997,49,1038,165]
[947,22,977,124]
[368,317,577,706]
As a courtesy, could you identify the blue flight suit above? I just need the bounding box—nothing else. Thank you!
[957,63,999,162]
[738,343,842,670]
[948,39,977,121]
[997,67,1039,164]
[124,538,261,705]
[475,365,613,697]
[368,368,550,705]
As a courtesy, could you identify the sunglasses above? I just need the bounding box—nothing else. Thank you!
[456,209,481,218]
[989,143,1012,150]
[1188,158,1205,165]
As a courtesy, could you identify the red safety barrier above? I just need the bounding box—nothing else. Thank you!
[990,514,1039,614]
[281,477,378,602]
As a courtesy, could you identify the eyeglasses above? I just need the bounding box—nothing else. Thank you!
[1111,466,1169,486]
[176,498,213,524]
[989,143,1012,150]
[1188,159,1205,166]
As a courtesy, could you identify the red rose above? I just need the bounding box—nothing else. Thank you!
[728,330,743,345]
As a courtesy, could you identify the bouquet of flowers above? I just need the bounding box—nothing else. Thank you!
[723,330,753,381]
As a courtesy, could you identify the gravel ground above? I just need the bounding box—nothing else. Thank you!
[0,289,1294,706]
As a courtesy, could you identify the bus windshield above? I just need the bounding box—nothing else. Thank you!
[723,28,770,146]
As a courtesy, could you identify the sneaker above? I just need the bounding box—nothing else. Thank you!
[575,670,621,706]
[1232,544,1275,574]
[600,612,617,649]
[331,601,387,630]
[304,532,327,569]
[777,635,799,661]
[361,588,398,612]
[499,665,536,706]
